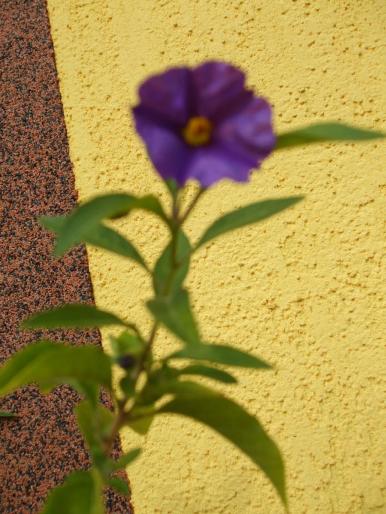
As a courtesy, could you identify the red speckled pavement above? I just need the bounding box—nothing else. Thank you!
[0,1,131,512]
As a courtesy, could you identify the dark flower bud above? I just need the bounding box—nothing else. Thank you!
[117,354,137,370]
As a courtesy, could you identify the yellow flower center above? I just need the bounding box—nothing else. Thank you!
[183,116,212,146]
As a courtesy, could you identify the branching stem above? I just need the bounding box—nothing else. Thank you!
[178,187,205,226]
[103,185,206,459]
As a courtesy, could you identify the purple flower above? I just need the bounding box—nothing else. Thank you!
[133,61,275,188]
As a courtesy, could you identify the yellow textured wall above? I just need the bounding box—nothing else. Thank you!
[47,1,386,513]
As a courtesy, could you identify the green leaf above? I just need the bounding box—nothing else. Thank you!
[153,230,191,296]
[159,381,286,506]
[76,401,114,470]
[169,343,271,369]
[276,122,385,150]
[41,471,104,514]
[133,195,169,222]
[107,477,130,497]
[0,411,16,418]
[165,179,179,197]
[119,376,136,398]
[127,416,154,435]
[40,215,66,232]
[177,364,237,384]
[0,342,112,396]
[110,331,144,357]
[147,289,200,345]
[23,304,127,330]
[112,448,142,470]
[196,197,303,248]
[127,405,155,435]
[80,224,148,269]
[40,194,134,255]
[40,193,168,256]
[43,216,148,270]
[72,382,100,407]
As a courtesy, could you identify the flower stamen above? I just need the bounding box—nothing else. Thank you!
[183,116,212,146]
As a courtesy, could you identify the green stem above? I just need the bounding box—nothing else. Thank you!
[103,403,127,456]
[103,186,205,458]
[178,187,205,226]
[125,322,146,342]
[140,321,159,373]
[170,189,181,268]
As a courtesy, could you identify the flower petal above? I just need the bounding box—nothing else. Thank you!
[186,144,255,187]
[133,106,192,185]
[193,61,247,120]
[138,67,192,125]
[216,96,276,164]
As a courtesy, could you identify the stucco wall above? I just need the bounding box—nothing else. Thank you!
[47,1,386,513]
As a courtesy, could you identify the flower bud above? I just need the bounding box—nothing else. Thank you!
[117,354,137,370]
